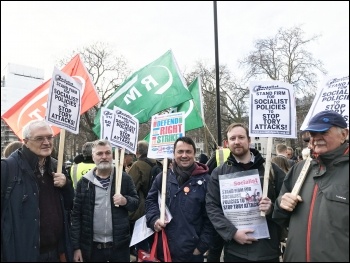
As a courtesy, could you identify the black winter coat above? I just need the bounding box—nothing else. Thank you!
[70,168,139,261]
[206,148,285,261]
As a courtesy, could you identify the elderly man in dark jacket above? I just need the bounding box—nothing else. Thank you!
[273,110,349,262]
[145,136,215,262]
[71,140,139,262]
[1,120,74,262]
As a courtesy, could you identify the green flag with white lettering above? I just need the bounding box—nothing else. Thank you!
[143,76,204,141]
[93,50,192,137]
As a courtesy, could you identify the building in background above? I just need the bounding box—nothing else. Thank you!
[1,63,44,153]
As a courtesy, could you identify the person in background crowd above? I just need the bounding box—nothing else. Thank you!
[206,123,286,262]
[70,141,95,188]
[1,119,74,262]
[198,153,209,164]
[205,139,230,262]
[286,146,297,163]
[145,136,215,262]
[71,139,139,262]
[276,143,295,168]
[127,140,158,257]
[2,140,23,158]
[124,150,135,173]
[271,155,290,174]
[273,110,349,262]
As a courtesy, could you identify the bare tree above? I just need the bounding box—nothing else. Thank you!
[58,42,131,159]
[185,62,249,152]
[239,26,327,96]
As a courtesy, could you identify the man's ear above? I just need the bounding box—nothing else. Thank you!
[341,129,349,143]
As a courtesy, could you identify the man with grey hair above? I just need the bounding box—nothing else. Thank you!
[273,110,349,261]
[1,119,74,262]
[71,139,139,262]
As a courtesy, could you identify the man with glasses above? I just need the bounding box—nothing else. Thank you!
[1,119,74,262]
[273,110,349,262]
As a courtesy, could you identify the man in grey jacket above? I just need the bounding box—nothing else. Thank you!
[71,140,139,262]
[273,110,349,262]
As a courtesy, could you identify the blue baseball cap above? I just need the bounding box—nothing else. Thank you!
[302,110,347,132]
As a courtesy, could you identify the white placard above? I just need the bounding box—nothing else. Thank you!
[300,74,349,130]
[249,81,296,138]
[109,106,139,154]
[219,170,270,239]
[45,67,82,134]
[147,111,185,159]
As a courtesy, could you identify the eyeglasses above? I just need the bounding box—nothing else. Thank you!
[27,136,54,143]
[309,130,329,137]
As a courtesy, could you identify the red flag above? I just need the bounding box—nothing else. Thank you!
[2,54,100,140]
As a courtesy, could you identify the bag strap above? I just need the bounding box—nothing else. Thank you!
[161,230,172,262]
[149,231,159,261]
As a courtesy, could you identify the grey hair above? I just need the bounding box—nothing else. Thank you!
[22,119,53,139]
[137,140,149,155]
[92,139,112,153]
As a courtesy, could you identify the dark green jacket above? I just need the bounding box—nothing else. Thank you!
[273,143,349,262]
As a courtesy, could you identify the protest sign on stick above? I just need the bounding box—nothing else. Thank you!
[148,112,185,224]
[249,81,296,216]
[45,67,82,173]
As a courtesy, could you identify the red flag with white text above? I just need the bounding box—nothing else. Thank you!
[1,54,100,140]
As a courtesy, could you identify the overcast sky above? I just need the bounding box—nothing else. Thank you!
[1,1,349,82]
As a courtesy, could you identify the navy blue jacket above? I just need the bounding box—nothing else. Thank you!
[1,147,74,262]
[145,162,214,262]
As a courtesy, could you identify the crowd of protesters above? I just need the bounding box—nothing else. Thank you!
[1,110,348,262]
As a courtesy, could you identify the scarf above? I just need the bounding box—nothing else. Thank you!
[173,161,196,186]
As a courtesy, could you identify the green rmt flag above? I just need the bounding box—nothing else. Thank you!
[93,50,193,137]
[144,76,205,141]
[177,76,204,131]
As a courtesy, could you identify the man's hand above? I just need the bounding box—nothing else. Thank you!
[52,172,67,188]
[233,229,257,245]
[73,249,83,262]
[259,196,272,214]
[113,194,127,206]
[280,193,303,211]
[154,219,167,232]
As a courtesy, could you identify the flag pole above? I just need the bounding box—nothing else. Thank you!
[213,1,222,146]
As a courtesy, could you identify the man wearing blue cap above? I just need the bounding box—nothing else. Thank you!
[273,110,349,262]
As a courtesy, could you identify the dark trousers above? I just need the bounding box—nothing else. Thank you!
[89,243,129,262]
[207,232,224,262]
[224,253,280,262]
[38,248,59,262]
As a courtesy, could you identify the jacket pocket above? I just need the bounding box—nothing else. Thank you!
[323,184,349,204]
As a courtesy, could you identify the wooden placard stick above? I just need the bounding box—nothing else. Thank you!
[116,148,125,194]
[160,158,168,224]
[114,147,125,207]
[261,137,273,216]
[291,156,312,195]
[56,129,66,174]
[114,147,119,192]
